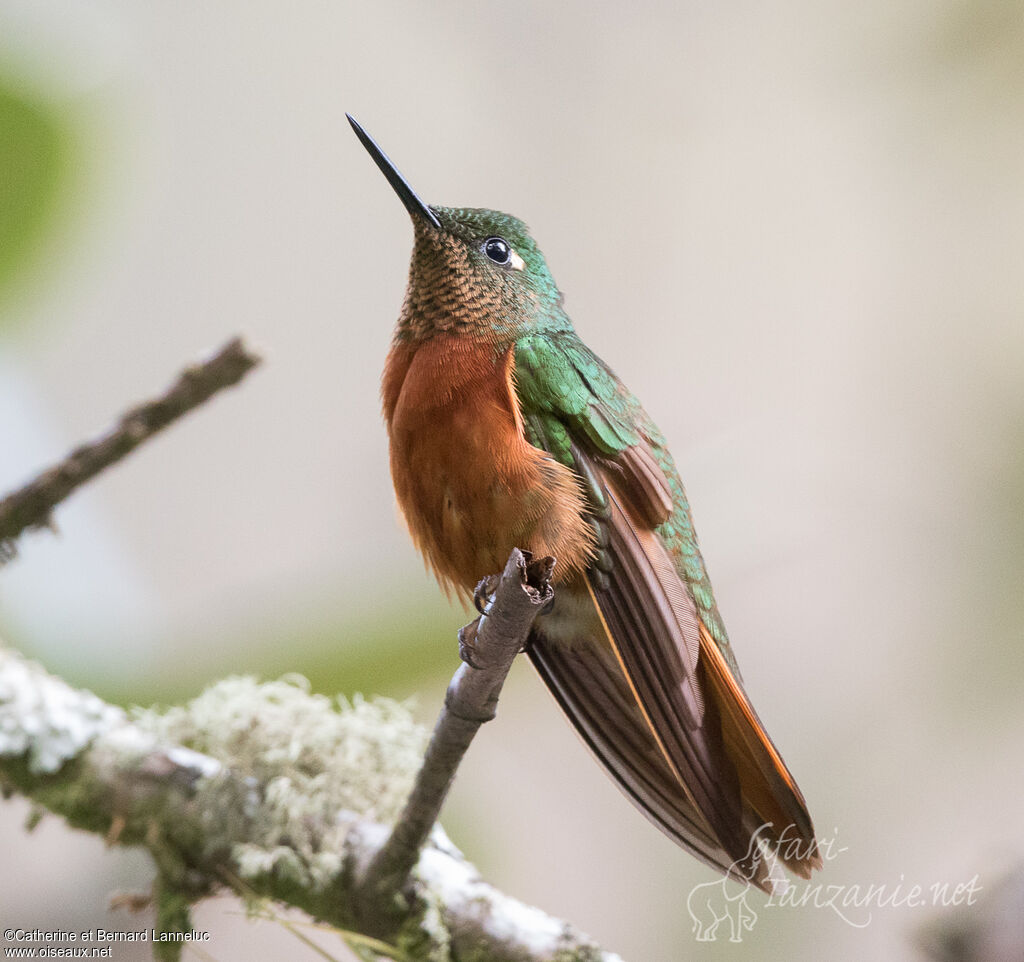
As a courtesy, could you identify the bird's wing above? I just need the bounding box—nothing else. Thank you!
[528,620,749,880]
[514,332,819,882]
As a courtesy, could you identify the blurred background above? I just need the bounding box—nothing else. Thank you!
[1,1,1023,959]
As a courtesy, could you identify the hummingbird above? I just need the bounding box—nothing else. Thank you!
[348,115,820,889]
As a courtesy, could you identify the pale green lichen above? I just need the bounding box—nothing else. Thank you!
[1,654,622,961]
[133,675,428,892]
[0,651,124,773]
[397,893,450,962]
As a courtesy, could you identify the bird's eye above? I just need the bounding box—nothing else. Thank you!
[483,236,511,264]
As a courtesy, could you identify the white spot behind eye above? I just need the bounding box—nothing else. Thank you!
[509,249,525,271]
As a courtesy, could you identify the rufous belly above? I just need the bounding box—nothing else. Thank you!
[382,334,594,596]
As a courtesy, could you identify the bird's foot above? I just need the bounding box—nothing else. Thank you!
[457,621,482,668]
[472,574,500,615]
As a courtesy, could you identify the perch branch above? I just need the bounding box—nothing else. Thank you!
[356,548,555,932]
[0,337,617,958]
[0,336,260,555]
[0,643,622,962]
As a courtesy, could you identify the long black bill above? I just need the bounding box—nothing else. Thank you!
[347,114,441,229]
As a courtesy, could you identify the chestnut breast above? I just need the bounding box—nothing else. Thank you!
[382,334,594,595]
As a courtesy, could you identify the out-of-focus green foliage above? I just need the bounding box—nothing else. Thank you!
[0,79,69,320]
[242,601,458,706]
[84,592,459,712]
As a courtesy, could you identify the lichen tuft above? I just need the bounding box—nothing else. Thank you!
[134,675,428,892]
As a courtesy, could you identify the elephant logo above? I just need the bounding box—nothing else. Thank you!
[686,876,758,942]
[686,823,776,942]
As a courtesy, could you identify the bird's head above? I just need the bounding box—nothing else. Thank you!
[349,116,567,343]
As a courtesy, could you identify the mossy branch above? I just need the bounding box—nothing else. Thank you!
[0,338,623,960]
[0,645,622,962]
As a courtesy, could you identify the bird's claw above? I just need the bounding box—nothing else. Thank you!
[472,574,499,615]
[457,622,483,669]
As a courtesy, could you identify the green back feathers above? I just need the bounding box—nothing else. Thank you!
[513,330,739,672]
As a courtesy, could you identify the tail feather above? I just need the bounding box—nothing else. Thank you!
[699,623,821,877]
[525,454,819,888]
[528,628,774,890]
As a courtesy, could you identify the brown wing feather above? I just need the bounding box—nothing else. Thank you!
[588,477,762,876]
[528,625,762,885]
[532,445,817,887]
[603,444,675,527]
